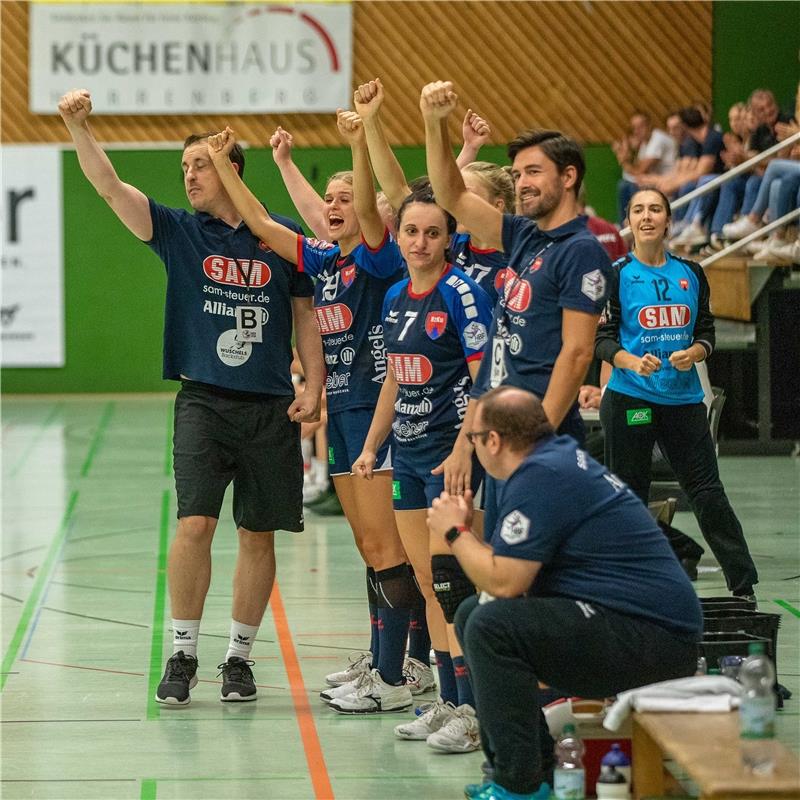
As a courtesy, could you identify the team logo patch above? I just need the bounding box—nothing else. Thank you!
[500,510,531,545]
[530,257,544,272]
[340,264,356,288]
[257,240,272,252]
[216,329,252,367]
[425,311,448,340]
[504,279,532,312]
[680,279,689,290]
[626,408,652,426]
[463,321,488,350]
[581,269,607,302]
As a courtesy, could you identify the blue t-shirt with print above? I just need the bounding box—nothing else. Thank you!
[146,200,311,395]
[297,230,405,413]
[472,214,612,399]
[382,266,492,453]
[491,435,702,639]
[450,232,511,308]
[605,253,710,405]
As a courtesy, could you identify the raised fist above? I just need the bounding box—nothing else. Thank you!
[420,81,458,121]
[353,78,385,122]
[58,89,93,127]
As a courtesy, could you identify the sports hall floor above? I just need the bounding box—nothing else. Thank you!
[2,394,798,800]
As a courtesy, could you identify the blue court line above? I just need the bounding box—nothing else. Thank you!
[1,492,79,691]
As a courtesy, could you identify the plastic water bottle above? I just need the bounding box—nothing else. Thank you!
[739,642,776,775]
[695,655,707,675]
[553,723,585,799]
[595,765,629,799]
[600,742,631,792]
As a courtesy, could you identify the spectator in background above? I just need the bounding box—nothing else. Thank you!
[614,111,677,225]
[662,106,726,247]
[578,186,627,261]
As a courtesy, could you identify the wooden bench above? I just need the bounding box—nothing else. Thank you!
[632,711,800,799]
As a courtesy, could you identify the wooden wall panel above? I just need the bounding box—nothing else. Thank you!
[1,1,711,147]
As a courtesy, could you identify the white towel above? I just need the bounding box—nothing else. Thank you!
[603,675,742,731]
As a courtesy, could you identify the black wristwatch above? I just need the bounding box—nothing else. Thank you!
[445,525,469,546]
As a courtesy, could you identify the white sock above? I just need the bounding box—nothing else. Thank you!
[312,457,329,490]
[172,619,200,658]
[225,620,259,661]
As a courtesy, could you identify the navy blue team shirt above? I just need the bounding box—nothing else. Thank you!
[450,232,510,308]
[297,229,405,413]
[147,200,312,395]
[596,252,715,405]
[491,434,703,639]
[382,266,493,452]
[472,214,612,400]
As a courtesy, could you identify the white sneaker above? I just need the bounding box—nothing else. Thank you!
[670,222,708,248]
[394,698,457,740]
[403,657,437,695]
[324,652,371,687]
[426,704,481,753]
[328,669,413,714]
[767,238,800,263]
[303,480,324,504]
[722,216,760,241]
[320,676,360,704]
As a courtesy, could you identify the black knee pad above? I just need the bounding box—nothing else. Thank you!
[366,567,378,607]
[431,554,475,623]
[376,563,422,609]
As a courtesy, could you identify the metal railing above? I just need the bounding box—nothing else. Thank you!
[619,129,800,238]
[701,207,800,265]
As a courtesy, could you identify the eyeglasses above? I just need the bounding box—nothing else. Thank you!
[465,430,493,445]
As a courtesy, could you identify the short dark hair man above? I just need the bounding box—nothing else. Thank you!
[420,80,613,541]
[58,89,325,706]
[427,387,702,800]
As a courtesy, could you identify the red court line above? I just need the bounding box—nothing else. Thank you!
[271,581,334,800]
[21,657,144,677]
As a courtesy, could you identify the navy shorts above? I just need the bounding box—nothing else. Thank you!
[392,441,484,511]
[327,407,391,476]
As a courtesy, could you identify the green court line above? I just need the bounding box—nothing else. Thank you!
[163,398,173,477]
[1,491,79,692]
[774,599,800,618]
[80,402,116,477]
[146,491,171,720]
[8,403,63,478]
[140,779,157,800]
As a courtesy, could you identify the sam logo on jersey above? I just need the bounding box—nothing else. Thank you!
[315,303,353,334]
[203,256,271,287]
[388,353,433,384]
[425,312,448,340]
[504,279,532,312]
[494,268,512,293]
[638,304,692,329]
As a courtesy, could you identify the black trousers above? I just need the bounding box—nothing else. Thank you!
[600,388,757,595]
[455,595,697,794]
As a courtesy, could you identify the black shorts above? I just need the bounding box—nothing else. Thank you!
[173,381,303,532]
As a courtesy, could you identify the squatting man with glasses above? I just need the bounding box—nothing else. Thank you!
[426,385,702,800]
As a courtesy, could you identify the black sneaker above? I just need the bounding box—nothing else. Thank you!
[155,651,198,706]
[218,656,257,702]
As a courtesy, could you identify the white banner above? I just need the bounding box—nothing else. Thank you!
[0,146,65,367]
[30,2,353,115]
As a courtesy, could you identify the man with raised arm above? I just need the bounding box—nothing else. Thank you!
[58,89,324,706]
[420,80,612,534]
